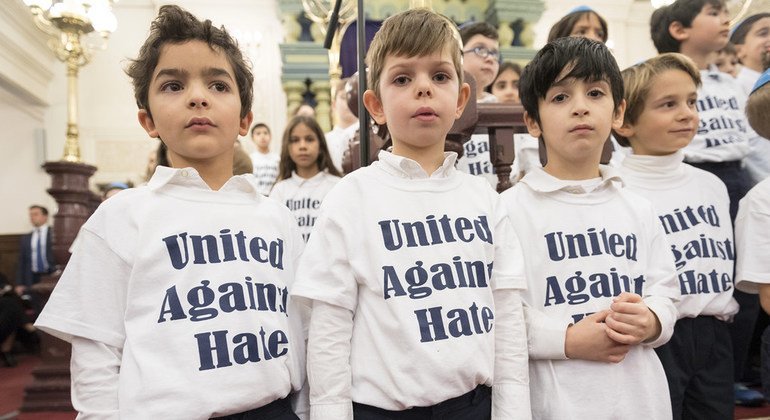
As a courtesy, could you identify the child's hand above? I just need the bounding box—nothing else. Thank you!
[565,310,630,363]
[604,292,661,345]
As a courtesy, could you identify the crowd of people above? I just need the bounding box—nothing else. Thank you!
[6,1,770,419]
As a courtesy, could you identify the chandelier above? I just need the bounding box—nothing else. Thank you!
[22,0,119,163]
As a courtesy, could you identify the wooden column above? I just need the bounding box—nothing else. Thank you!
[22,160,97,412]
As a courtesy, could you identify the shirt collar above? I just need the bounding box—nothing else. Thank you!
[377,150,458,179]
[521,165,624,194]
[147,166,260,195]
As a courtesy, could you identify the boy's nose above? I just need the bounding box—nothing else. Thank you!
[415,76,433,98]
[189,96,209,108]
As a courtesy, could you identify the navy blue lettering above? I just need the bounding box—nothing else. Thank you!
[195,330,232,370]
[158,285,187,322]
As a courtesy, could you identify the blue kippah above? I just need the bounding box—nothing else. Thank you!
[569,5,594,14]
[752,69,770,95]
[106,182,129,190]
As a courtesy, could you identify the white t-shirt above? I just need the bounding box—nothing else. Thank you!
[250,151,280,195]
[325,123,358,173]
[270,171,341,242]
[36,166,306,419]
[684,67,753,163]
[620,151,738,321]
[456,134,499,189]
[499,166,679,420]
[735,178,770,293]
[734,66,770,184]
[292,151,530,416]
[737,66,762,96]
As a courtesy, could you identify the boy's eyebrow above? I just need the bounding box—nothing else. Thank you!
[153,67,234,81]
[387,60,454,72]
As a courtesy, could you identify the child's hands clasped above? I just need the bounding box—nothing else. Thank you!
[565,310,630,363]
[604,292,661,345]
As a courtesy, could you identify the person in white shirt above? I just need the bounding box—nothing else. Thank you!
[735,69,770,402]
[35,6,307,419]
[730,14,770,95]
[292,9,530,420]
[455,22,501,188]
[249,122,281,195]
[652,4,765,403]
[615,53,737,418]
[501,36,680,419]
[325,78,358,174]
[272,116,342,242]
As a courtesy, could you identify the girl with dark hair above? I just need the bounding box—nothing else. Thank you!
[547,5,608,44]
[488,61,522,103]
[271,116,342,242]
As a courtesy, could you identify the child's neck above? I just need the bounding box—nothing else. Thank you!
[543,160,601,181]
[296,165,320,179]
[185,161,234,191]
[391,142,445,175]
[256,146,270,154]
[680,44,711,70]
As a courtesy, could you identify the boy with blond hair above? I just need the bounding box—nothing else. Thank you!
[615,53,737,418]
[35,6,307,419]
[651,0,764,403]
[292,8,530,420]
[500,36,680,419]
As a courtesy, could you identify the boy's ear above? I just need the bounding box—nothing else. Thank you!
[523,111,542,138]
[668,21,689,43]
[455,82,472,119]
[363,89,386,125]
[138,109,159,138]
[612,99,627,132]
[239,110,254,136]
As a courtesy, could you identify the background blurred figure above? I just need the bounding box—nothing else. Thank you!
[489,61,522,103]
[325,77,358,173]
[248,123,279,195]
[714,42,741,77]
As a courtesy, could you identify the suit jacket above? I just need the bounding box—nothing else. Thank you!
[16,227,55,287]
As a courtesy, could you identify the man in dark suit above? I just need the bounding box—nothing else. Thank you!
[15,205,56,297]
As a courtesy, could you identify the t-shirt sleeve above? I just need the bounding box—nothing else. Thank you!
[491,203,527,291]
[640,213,680,348]
[735,191,770,293]
[292,210,358,312]
[35,227,129,348]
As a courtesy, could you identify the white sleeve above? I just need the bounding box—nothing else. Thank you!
[491,289,531,419]
[35,228,129,347]
[735,189,770,293]
[307,301,354,420]
[523,304,570,360]
[70,337,121,419]
[641,217,680,348]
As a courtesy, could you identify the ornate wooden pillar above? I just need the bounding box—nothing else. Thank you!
[22,161,97,412]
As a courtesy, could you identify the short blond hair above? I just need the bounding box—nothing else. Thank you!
[614,53,701,147]
[366,8,463,99]
[747,85,770,138]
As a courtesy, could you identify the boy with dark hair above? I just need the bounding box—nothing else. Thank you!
[501,36,679,419]
[35,6,307,419]
[615,52,737,418]
[650,0,764,404]
[249,122,280,194]
[293,8,530,420]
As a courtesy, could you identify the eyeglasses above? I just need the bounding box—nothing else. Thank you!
[463,46,500,60]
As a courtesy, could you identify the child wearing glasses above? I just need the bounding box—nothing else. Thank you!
[456,22,502,188]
